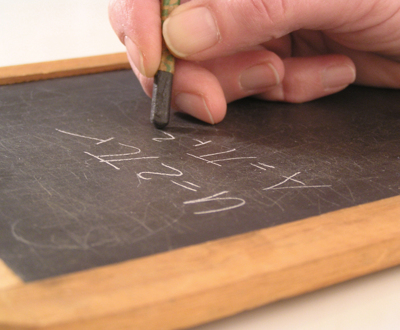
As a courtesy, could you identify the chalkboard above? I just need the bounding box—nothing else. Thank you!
[0,70,399,281]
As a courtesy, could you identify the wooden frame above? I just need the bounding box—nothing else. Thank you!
[0,53,131,85]
[1,54,400,330]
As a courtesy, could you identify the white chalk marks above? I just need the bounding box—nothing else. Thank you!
[56,128,332,216]
[55,128,114,145]
[84,144,158,170]
[171,180,200,192]
[193,139,212,147]
[152,131,175,142]
[184,191,246,215]
[251,162,275,170]
[187,148,257,167]
[263,172,331,190]
[137,163,183,180]
[56,129,158,170]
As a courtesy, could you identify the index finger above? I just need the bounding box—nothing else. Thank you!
[108,0,162,77]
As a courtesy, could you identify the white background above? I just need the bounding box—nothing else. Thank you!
[1,1,399,329]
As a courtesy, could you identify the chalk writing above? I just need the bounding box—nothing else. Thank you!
[56,128,332,216]
[187,148,257,167]
[184,191,246,215]
[251,162,275,170]
[184,181,201,188]
[152,131,175,142]
[137,163,183,181]
[55,128,114,145]
[56,129,159,170]
[193,139,212,147]
[263,172,331,190]
[84,148,158,171]
[171,180,199,192]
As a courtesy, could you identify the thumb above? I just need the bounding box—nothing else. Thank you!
[163,0,370,60]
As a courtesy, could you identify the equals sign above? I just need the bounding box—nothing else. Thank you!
[171,180,201,192]
[250,162,275,170]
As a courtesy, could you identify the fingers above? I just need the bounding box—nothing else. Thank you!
[321,40,400,88]
[170,49,285,123]
[108,0,162,77]
[132,49,284,124]
[132,50,355,124]
[200,50,284,103]
[352,52,400,88]
[162,0,368,60]
[201,51,355,104]
[127,54,154,98]
[131,58,227,124]
[172,61,227,124]
[258,55,356,103]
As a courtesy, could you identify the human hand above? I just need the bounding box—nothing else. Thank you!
[109,0,400,124]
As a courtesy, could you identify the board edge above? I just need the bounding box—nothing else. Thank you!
[0,53,131,86]
[0,195,399,330]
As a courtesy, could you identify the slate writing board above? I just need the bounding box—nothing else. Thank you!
[0,70,399,281]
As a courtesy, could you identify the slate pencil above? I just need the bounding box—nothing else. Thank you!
[151,0,181,129]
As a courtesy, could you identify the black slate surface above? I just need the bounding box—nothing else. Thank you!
[0,70,399,281]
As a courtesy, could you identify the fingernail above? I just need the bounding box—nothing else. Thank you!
[174,93,215,124]
[264,85,285,101]
[163,7,220,58]
[240,63,280,91]
[125,36,147,76]
[322,64,356,90]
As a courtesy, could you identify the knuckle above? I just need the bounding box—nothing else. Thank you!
[245,0,288,25]
[228,0,289,42]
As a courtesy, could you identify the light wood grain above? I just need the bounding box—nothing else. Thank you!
[1,195,399,330]
[0,260,22,290]
[0,53,130,85]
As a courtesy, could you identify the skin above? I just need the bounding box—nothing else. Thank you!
[109,0,400,124]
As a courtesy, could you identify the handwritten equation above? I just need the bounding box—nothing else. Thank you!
[56,129,332,216]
